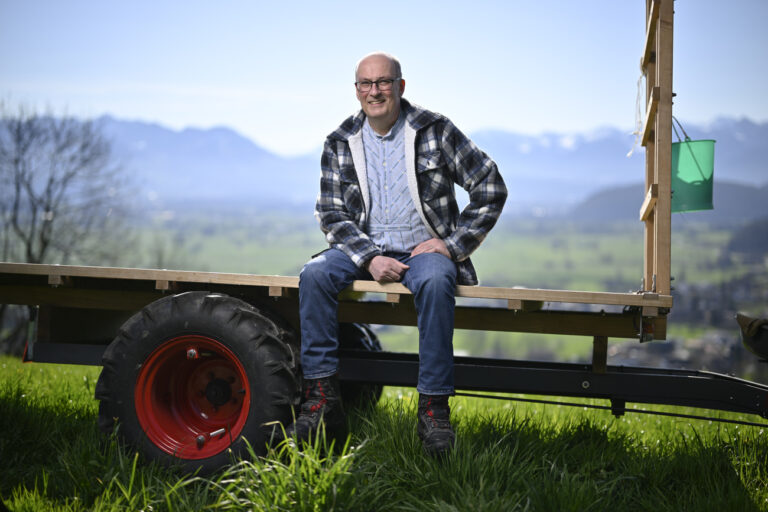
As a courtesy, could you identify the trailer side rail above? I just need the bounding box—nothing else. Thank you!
[0,263,672,308]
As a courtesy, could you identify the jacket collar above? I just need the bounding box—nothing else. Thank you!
[327,99,442,142]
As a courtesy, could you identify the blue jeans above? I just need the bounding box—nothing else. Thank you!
[299,248,457,395]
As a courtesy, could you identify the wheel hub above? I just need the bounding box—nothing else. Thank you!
[205,377,233,407]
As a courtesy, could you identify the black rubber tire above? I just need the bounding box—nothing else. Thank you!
[95,291,298,473]
[338,322,383,409]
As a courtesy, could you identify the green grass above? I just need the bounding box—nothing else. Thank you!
[124,216,764,296]
[3,356,768,511]
[379,325,595,363]
[470,220,646,291]
[126,214,327,276]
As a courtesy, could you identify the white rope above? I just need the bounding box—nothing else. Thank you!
[626,57,646,158]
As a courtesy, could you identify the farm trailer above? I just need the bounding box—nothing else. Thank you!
[3,0,768,472]
[2,261,768,473]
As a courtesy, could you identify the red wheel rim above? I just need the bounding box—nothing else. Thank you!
[135,335,251,459]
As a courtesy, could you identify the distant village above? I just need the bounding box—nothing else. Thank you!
[610,264,768,383]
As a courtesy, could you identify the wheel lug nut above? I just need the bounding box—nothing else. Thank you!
[186,348,198,359]
[196,435,206,447]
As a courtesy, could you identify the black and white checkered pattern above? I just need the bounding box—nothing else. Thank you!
[314,99,507,285]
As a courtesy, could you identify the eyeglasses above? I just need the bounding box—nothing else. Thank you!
[355,77,401,93]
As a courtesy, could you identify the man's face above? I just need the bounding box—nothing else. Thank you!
[355,55,404,127]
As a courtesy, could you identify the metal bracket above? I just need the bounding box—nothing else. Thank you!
[639,315,654,342]
[611,399,626,417]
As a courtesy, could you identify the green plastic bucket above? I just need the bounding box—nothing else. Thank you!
[671,138,715,213]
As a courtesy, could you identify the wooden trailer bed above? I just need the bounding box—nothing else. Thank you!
[0,262,671,370]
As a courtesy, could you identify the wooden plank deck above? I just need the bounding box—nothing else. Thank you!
[0,262,672,309]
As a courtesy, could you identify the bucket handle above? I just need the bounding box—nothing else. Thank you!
[672,116,709,181]
[672,116,691,143]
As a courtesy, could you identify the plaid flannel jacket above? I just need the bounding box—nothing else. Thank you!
[314,99,507,285]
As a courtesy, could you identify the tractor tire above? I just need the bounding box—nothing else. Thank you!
[95,291,298,473]
[338,322,383,409]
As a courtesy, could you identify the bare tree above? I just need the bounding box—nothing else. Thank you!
[0,103,134,354]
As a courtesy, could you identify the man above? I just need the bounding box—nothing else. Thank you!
[285,52,507,456]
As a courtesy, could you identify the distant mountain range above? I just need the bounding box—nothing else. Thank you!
[98,115,767,220]
[99,117,318,207]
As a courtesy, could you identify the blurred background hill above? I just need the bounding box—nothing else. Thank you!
[99,115,767,222]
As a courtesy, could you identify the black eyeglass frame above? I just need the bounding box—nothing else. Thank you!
[354,77,402,92]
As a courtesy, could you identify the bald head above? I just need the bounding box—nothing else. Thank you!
[354,51,405,135]
[355,52,402,81]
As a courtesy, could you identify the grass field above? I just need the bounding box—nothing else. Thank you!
[130,215,755,292]
[3,355,768,511]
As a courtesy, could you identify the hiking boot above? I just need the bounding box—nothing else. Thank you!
[417,394,455,457]
[283,375,346,444]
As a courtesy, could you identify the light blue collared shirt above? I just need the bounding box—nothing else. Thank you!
[362,114,431,253]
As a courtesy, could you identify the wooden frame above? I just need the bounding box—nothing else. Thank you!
[639,0,673,295]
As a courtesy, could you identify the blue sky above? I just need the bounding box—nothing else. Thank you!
[1,0,766,155]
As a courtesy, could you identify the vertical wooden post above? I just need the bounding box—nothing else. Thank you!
[641,0,673,295]
[643,1,657,292]
[592,336,608,373]
[654,0,673,295]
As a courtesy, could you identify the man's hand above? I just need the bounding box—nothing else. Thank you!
[410,238,451,259]
[367,255,409,283]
